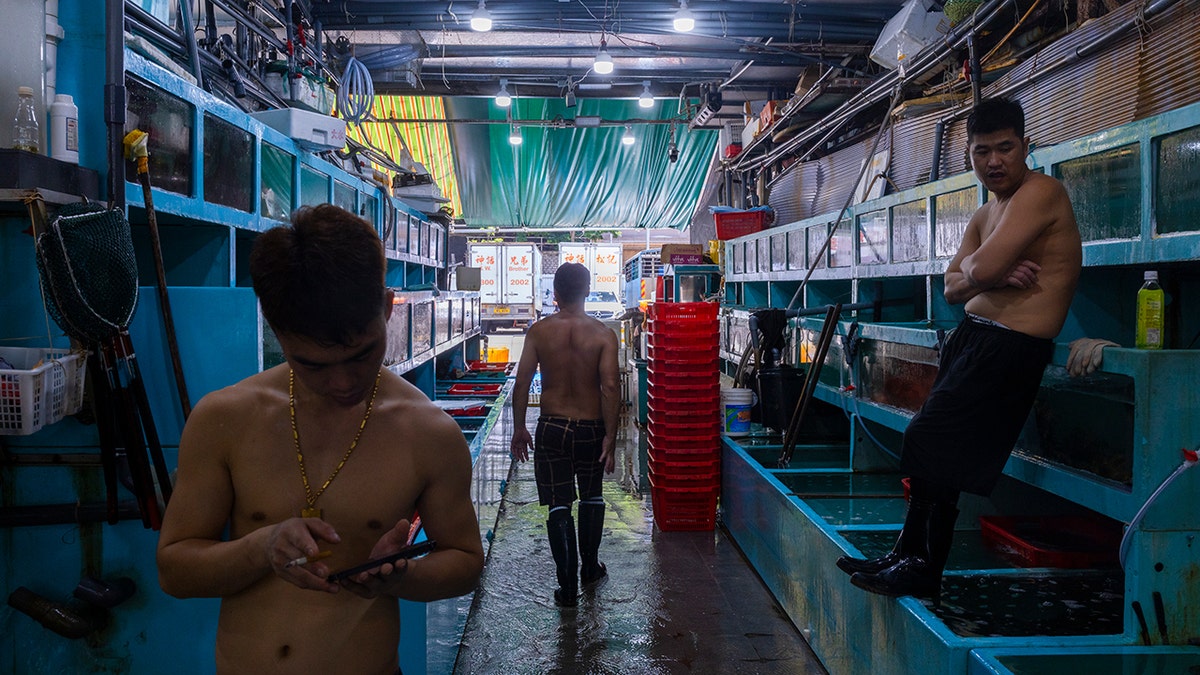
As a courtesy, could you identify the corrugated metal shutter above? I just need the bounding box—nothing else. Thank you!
[889,114,940,191]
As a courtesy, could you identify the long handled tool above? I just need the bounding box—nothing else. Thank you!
[34,201,172,528]
[778,303,842,467]
[124,129,191,419]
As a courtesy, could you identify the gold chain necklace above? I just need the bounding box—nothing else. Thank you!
[289,368,382,519]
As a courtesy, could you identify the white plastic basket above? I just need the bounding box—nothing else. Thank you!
[0,347,88,436]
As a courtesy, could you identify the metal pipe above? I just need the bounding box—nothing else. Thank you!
[967,32,982,106]
[929,121,945,182]
[738,0,1016,172]
[177,0,204,85]
[105,0,125,210]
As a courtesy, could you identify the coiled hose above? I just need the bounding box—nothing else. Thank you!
[337,56,374,124]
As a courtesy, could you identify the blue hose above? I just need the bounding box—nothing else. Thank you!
[337,56,374,124]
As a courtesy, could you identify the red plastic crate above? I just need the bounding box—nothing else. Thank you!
[447,383,503,396]
[647,379,720,400]
[647,318,719,337]
[713,210,766,240]
[646,362,719,382]
[648,430,720,457]
[649,475,719,531]
[645,329,718,349]
[647,342,719,363]
[647,302,719,323]
[979,515,1122,569]
[649,455,720,478]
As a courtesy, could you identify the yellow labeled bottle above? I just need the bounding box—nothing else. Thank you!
[1135,270,1164,350]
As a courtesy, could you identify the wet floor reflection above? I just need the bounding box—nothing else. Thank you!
[453,412,827,675]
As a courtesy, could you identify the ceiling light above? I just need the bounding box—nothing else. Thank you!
[594,40,614,75]
[638,81,654,109]
[508,125,522,145]
[673,1,695,32]
[621,125,635,146]
[470,0,493,32]
[495,79,511,108]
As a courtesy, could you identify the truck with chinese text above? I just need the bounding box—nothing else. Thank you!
[558,243,625,320]
[469,243,543,331]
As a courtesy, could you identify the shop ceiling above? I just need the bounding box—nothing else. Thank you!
[309,0,906,111]
[295,1,909,233]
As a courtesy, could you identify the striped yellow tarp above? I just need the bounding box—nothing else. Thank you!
[347,96,462,216]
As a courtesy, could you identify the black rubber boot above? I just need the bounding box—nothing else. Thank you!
[546,510,578,608]
[836,497,933,576]
[850,502,959,605]
[578,502,607,586]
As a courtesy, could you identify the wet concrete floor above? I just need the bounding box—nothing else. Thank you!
[450,391,828,675]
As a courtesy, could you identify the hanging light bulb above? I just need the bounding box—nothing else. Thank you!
[638,81,654,109]
[621,125,635,146]
[594,40,614,75]
[471,0,493,32]
[509,125,523,146]
[673,0,695,32]
[495,79,512,108]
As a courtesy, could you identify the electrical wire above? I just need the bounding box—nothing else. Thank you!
[337,56,374,124]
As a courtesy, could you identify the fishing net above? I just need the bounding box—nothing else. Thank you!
[35,202,139,344]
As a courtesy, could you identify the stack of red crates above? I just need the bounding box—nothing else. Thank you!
[646,301,721,531]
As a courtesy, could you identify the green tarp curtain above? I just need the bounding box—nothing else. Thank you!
[447,97,717,230]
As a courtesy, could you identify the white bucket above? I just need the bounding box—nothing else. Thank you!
[721,387,755,437]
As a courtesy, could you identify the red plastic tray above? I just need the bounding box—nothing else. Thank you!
[649,475,719,531]
[467,361,513,373]
[979,515,1122,569]
[447,383,503,396]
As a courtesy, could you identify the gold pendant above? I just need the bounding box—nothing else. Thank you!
[301,506,322,519]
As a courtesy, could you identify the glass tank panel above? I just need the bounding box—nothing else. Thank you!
[891,199,928,262]
[771,233,787,271]
[300,167,328,207]
[334,180,355,213]
[361,195,378,231]
[1056,144,1141,241]
[384,301,411,365]
[830,220,854,268]
[758,236,771,272]
[125,77,193,196]
[1018,366,1134,487]
[787,229,806,270]
[857,339,940,413]
[857,209,888,265]
[733,242,744,274]
[935,187,977,258]
[744,240,757,274]
[423,222,434,259]
[203,113,253,212]
[260,143,293,221]
[807,223,829,269]
[451,297,464,336]
[435,299,450,345]
[409,215,421,256]
[412,301,433,356]
[1155,124,1200,235]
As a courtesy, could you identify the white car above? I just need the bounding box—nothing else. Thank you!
[584,290,624,320]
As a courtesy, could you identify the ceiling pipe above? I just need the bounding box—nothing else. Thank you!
[736,0,1017,172]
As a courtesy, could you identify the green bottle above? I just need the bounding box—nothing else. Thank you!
[1135,270,1164,350]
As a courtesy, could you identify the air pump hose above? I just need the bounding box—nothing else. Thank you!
[1118,447,1199,569]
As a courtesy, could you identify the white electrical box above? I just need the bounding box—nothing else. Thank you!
[251,107,347,151]
[869,0,948,70]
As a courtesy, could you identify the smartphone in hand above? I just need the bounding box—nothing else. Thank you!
[326,540,437,583]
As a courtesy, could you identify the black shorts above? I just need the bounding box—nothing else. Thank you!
[899,315,1053,496]
[534,416,606,507]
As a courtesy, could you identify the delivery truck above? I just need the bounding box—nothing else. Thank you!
[558,243,625,320]
[469,243,543,332]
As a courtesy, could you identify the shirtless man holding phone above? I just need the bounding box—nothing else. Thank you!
[157,205,484,674]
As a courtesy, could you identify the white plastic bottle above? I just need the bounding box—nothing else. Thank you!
[49,93,79,163]
[12,86,39,153]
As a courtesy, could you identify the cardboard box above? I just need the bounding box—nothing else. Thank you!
[759,100,790,131]
[660,244,704,265]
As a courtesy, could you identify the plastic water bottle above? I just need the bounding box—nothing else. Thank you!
[12,86,39,153]
[49,93,79,163]
[1135,270,1164,350]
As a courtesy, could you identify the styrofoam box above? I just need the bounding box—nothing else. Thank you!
[870,0,948,70]
[251,107,347,151]
[0,347,87,436]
